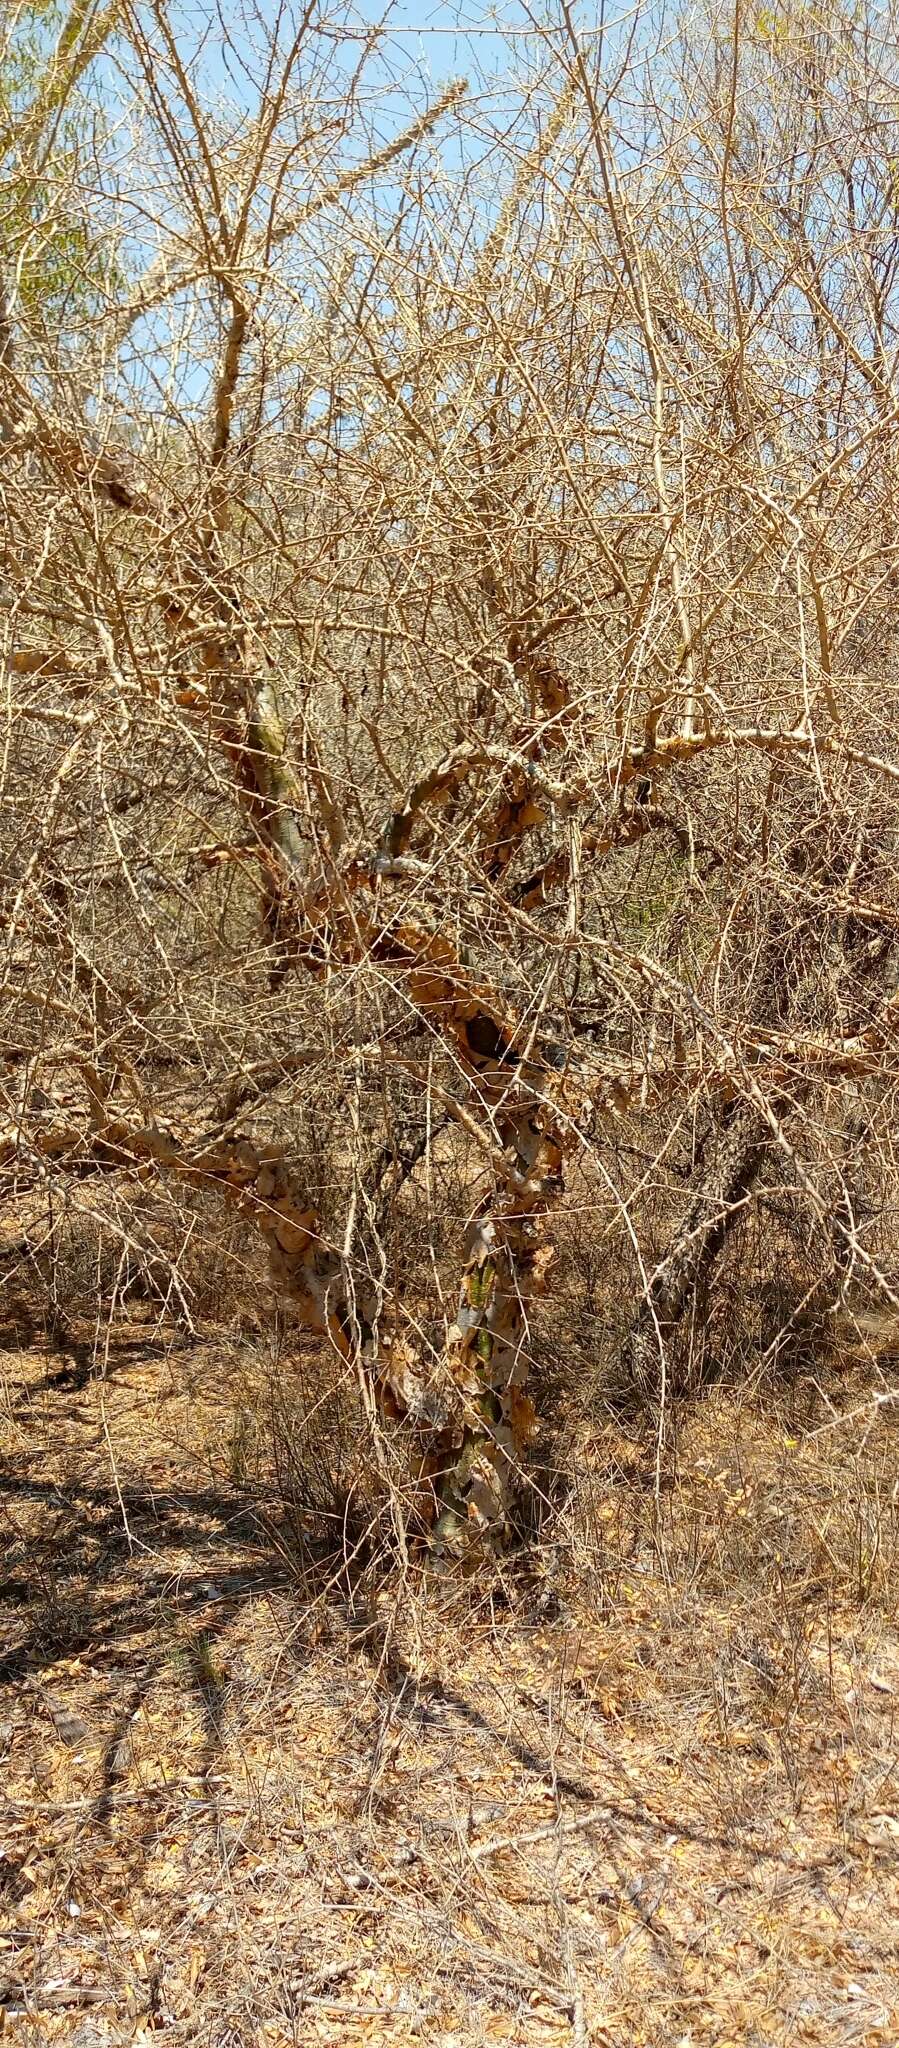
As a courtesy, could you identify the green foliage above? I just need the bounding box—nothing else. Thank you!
[1,2,122,330]
[3,0,60,104]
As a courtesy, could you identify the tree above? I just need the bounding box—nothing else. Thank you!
[3,0,899,1562]
[1,1,121,340]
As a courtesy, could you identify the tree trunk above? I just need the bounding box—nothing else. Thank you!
[431,1088,566,1557]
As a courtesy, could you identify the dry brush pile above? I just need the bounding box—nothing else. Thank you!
[3,0,899,1562]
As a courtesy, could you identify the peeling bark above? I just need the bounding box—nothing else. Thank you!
[431,1089,568,1555]
[478,634,574,883]
[0,403,735,1554]
[9,1102,570,1544]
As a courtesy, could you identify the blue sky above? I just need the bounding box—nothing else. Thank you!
[77,0,640,418]
[165,0,619,109]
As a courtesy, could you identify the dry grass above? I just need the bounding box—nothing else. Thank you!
[2,1299,898,2048]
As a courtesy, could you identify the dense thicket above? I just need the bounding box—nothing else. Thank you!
[4,0,899,1557]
